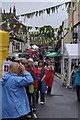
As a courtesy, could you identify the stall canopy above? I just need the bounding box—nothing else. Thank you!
[21,52,31,57]
[63,44,80,86]
[64,44,80,59]
[25,49,35,55]
[46,52,62,58]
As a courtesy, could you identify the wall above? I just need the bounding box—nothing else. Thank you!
[65,2,80,43]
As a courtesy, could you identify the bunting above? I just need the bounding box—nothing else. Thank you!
[3,21,73,33]
[16,2,71,20]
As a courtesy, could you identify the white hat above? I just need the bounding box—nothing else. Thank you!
[28,58,33,62]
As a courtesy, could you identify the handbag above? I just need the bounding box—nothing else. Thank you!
[41,80,48,93]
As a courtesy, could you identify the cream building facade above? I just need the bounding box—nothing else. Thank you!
[64,1,80,43]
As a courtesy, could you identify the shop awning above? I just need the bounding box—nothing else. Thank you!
[64,44,80,59]
[46,52,62,58]
[25,49,35,55]
[21,52,31,57]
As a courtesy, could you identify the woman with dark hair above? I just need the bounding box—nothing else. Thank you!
[36,60,46,105]
[45,60,54,94]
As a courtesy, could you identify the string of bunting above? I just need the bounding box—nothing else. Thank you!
[30,38,53,45]
[17,27,73,35]
[16,2,71,20]
[0,18,73,34]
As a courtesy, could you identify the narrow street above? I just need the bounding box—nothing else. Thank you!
[1,2,80,120]
[36,77,79,118]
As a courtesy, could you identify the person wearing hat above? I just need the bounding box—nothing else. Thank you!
[45,60,54,94]
[25,58,37,118]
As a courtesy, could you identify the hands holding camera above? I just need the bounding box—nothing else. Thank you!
[19,63,25,73]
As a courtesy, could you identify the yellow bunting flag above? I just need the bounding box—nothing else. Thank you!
[20,25,23,28]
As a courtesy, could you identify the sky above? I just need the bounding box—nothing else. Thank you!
[0,0,71,28]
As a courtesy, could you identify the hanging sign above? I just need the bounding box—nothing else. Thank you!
[2,60,12,76]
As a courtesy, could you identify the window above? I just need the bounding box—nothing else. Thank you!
[16,43,20,50]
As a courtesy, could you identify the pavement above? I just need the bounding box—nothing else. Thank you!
[35,76,80,119]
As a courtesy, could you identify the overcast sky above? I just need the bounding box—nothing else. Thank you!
[0,0,71,27]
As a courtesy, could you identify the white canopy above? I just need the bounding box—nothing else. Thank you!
[32,45,39,50]
[64,44,80,59]
[63,44,80,86]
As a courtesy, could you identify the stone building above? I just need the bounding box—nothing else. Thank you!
[65,1,80,43]
[0,6,28,56]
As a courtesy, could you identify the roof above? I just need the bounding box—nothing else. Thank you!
[73,21,80,28]
[9,36,24,42]
[64,44,80,59]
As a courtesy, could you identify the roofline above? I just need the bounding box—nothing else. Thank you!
[9,37,24,42]
[73,21,80,28]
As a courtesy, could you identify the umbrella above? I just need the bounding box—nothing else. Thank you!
[25,49,35,54]
[46,52,62,58]
[21,52,30,57]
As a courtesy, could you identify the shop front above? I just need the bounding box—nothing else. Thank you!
[0,30,9,78]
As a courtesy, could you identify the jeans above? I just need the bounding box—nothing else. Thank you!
[36,81,45,103]
[25,86,36,113]
[47,87,51,94]
[76,86,80,100]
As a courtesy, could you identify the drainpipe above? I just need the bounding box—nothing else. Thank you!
[61,21,65,84]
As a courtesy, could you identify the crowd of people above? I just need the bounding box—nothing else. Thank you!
[1,49,55,120]
[1,46,80,120]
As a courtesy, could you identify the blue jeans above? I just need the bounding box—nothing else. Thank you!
[36,81,45,103]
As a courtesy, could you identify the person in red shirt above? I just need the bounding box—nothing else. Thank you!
[45,60,54,94]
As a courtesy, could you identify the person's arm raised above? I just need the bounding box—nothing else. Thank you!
[15,63,33,86]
